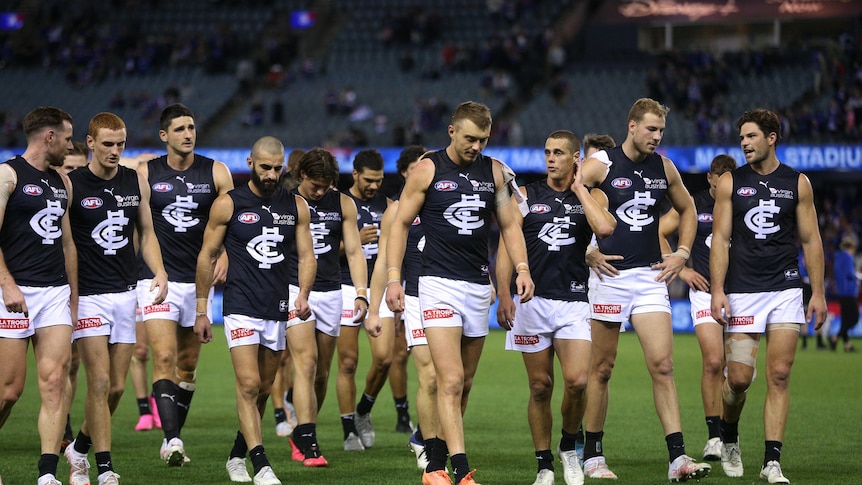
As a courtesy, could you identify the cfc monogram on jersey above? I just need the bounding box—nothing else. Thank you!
[726,163,801,293]
[420,150,495,284]
[290,188,343,292]
[597,146,667,270]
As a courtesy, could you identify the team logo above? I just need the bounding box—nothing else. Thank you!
[238,212,260,224]
[538,217,575,251]
[737,187,757,197]
[697,213,713,223]
[309,222,331,255]
[411,215,421,226]
[92,210,130,255]
[81,197,103,209]
[30,200,64,244]
[152,182,173,192]
[616,191,657,231]
[247,226,284,269]
[22,184,43,196]
[611,178,632,189]
[434,180,458,192]
[744,199,780,239]
[443,194,486,235]
[163,195,200,232]
[530,203,552,214]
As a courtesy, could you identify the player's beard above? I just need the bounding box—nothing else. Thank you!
[252,170,277,197]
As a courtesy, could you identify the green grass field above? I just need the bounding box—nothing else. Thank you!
[0,330,858,484]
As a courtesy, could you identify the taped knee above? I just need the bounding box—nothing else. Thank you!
[175,368,196,388]
[725,337,758,368]
[721,379,747,407]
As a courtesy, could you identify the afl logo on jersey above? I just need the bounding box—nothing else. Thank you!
[81,197,103,209]
[412,215,421,226]
[152,182,173,193]
[434,180,458,192]
[22,184,43,196]
[530,203,552,214]
[238,212,260,224]
[611,178,632,189]
[737,187,757,197]
[697,213,713,223]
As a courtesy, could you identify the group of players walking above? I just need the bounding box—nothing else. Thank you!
[0,97,826,485]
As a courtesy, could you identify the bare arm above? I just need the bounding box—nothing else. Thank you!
[493,159,534,303]
[385,158,434,313]
[212,161,235,284]
[341,193,369,322]
[293,195,315,321]
[366,200,398,337]
[652,157,696,283]
[0,166,25,315]
[659,203,708,291]
[710,172,734,325]
[494,188,525,329]
[194,193,232,343]
[137,170,168,304]
[796,173,827,329]
[60,172,78,323]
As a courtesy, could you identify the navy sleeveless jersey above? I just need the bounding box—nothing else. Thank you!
[289,188,343,292]
[69,166,141,295]
[420,150,495,284]
[340,191,387,286]
[521,181,592,302]
[222,185,296,320]
[140,154,218,283]
[690,189,714,281]
[725,163,801,293]
[390,191,425,297]
[0,157,68,286]
[597,146,668,270]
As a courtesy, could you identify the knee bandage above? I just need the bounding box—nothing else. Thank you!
[725,337,758,368]
[721,379,747,407]
[175,368,197,387]
[767,323,801,333]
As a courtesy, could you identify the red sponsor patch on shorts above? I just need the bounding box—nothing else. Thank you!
[411,328,425,339]
[593,304,622,314]
[143,304,171,315]
[729,315,755,326]
[423,308,454,320]
[696,309,712,319]
[230,328,255,340]
[513,334,540,345]
[288,310,297,321]
[0,318,29,330]
[342,309,354,318]
[75,317,102,331]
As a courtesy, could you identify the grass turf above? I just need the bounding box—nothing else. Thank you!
[0,330,857,484]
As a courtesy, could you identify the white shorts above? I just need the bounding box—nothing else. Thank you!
[690,289,717,326]
[726,288,805,334]
[74,290,137,344]
[0,285,71,339]
[137,280,213,328]
[588,267,670,323]
[505,297,591,353]
[341,284,363,327]
[223,314,286,352]
[403,294,426,348]
[377,288,395,320]
[418,276,492,338]
[288,285,342,337]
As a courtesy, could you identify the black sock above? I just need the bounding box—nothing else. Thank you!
[764,440,782,467]
[73,431,91,455]
[285,387,293,404]
[425,437,448,472]
[137,397,151,416]
[720,418,739,444]
[95,451,113,476]
[560,428,579,452]
[394,395,409,416]
[451,453,470,483]
[293,423,321,457]
[341,414,358,439]
[415,425,424,443]
[536,449,554,473]
[153,379,180,440]
[274,407,286,425]
[230,431,248,459]
[576,424,585,443]
[356,393,376,416]
[666,432,686,463]
[176,386,195,431]
[583,431,604,461]
[705,415,720,439]
[248,445,270,475]
[38,453,59,478]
